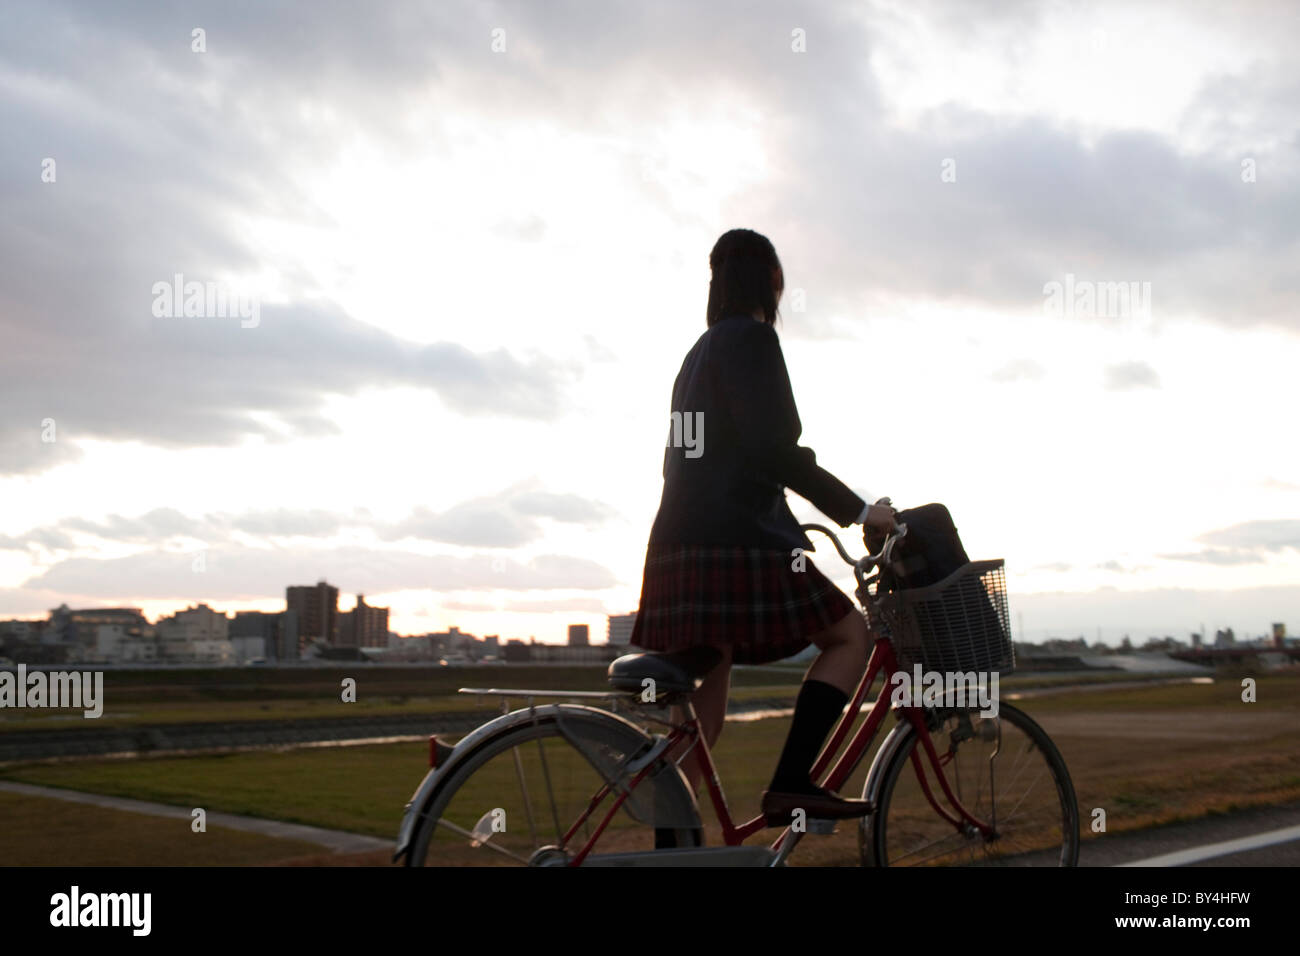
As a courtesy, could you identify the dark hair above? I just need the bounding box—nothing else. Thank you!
[705,228,784,327]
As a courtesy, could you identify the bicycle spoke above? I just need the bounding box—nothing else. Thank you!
[892,830,972,866]
[434,817,534,864]
[534,725,563,841]
[993,738,1040,802]
[511,743,540,847]
[996,765,1048,826]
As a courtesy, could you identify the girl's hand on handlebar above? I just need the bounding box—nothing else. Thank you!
[863,504,894,535]
[862,504,898,533]
[862,503,898,552]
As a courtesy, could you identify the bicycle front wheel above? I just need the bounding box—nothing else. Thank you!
[862,702,1079,866]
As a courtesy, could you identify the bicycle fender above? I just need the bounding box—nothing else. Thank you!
[393,703,700,863]
[863,718,917,812]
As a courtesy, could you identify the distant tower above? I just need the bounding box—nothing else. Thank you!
[286,580,339,653]
[568,624,589,646]
[607,613,637,646]
[338,594,390,648]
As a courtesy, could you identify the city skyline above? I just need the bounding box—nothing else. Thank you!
[2,592,1289,652]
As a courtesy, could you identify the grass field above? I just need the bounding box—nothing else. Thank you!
[0,662,1203,732]
[0,664,800,732]
[0,791,326,865]
[1,672,1296,865]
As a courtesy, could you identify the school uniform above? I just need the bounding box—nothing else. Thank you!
[630,313,867,664]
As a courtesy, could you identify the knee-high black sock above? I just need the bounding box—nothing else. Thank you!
[768,679,849,793]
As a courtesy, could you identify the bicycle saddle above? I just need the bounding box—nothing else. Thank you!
[607,646,723,697]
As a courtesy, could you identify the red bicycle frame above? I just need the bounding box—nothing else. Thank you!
[563,632,997,865]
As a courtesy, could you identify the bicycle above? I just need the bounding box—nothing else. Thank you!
[394,516,1080,866]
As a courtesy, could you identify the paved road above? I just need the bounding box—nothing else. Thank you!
[1081,799,1300,866]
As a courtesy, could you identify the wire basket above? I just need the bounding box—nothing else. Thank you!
[872,559,1015,675]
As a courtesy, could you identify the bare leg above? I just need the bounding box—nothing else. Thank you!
[804,608,873,696]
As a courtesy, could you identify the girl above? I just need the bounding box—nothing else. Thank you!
[629,227,897,833]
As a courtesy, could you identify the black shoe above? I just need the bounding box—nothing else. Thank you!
[761,784,872,825]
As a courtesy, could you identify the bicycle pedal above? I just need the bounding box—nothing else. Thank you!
[763,813,839,835]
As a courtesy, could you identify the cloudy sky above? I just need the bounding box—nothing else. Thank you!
[2,0,1297,645]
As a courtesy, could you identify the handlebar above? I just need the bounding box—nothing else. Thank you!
[799,498,908,593]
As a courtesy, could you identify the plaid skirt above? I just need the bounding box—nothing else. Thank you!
[629,544,858,665]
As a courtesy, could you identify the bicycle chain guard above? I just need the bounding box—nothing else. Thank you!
[553,710,699,829]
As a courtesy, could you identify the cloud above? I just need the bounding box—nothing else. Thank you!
[2,438,84,478]
[0,297,574,477]
[1261,477,1300,491]
[519,555,619,590]
[0,585,73,617]
[509,491,616,526]
[440,600,500,612]
[1104,361,1160,390]
[386,503,539,549]
[991,358,1046,383]
[383,485,617,547]
[61,508,210,543]
[0,510,203,550]
[0,528,78,551]
[21,546,617,602]
[1159,520,1300,565]
[504,598,610,613]
[1198,519,1300,552]
[0,487,617,552]
[583,335,618,363]
[1091,560,1153,573]
[1159,549,1263,566]
[0,507,342,550]
[224,509,346,538]
[492,215,547,242]
[1030,561,1073,573]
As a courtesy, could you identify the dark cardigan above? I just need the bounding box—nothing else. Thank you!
[646,313,866,552]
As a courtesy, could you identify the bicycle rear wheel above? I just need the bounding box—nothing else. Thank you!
[862,702,1078,866]
[406,713,700,866]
